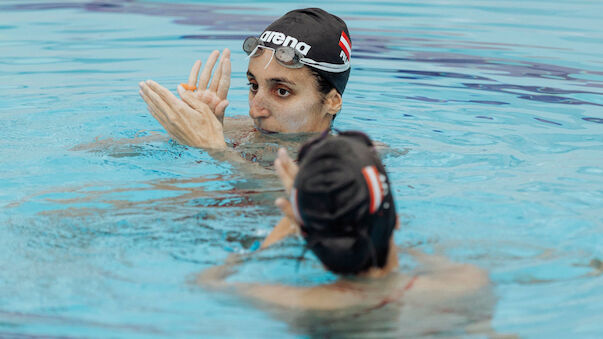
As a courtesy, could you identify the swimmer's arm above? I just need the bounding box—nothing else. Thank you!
[197,261,354,310]
[260,148,301,249]
[259,198,300,249]
[260,217,298,249]
[235,284,358,310]
[407,250,490,295]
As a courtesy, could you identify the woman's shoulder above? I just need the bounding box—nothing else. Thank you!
[408,262,490,301]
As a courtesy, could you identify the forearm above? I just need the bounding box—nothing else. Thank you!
[260,217,298,249]
[196,253,248,291]
[196,264,234,290]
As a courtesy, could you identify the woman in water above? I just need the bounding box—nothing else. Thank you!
[198,131,492,322]
[139,8,352,150]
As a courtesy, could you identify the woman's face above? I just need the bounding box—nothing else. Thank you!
[247,50,333,133]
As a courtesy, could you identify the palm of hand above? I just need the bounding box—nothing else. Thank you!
[138,49,231,149]
[181,49,231,124]
[192,89,228,123]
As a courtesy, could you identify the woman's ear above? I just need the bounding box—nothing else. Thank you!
[324,89,342,117]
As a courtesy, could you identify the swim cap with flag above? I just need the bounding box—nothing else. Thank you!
[290,131,396,274]
[259,8,352,94]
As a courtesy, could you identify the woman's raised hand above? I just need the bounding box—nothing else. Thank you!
[138,49,231,149]
[139,79,226,149]
[179,49,231,124]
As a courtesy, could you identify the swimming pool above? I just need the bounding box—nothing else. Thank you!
[1,0,602,337]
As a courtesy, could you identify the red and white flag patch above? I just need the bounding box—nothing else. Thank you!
[361,166,384,214]
[339,31,352,60]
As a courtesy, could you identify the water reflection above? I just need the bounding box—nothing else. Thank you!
[4,1,601,111]
[271,291,497,338]
[2,1,601,337]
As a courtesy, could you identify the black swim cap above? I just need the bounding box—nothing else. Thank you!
[291,131,396,275]
[259,8,352,94]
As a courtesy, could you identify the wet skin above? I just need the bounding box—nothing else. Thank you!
[139,49,341,150]
[247,50,335,134]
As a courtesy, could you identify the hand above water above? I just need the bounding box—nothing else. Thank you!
[179,49,231,124]
[138,49,231,149]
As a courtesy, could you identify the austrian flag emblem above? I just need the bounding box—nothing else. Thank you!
[338,31,351,63]
[361,166,384,214]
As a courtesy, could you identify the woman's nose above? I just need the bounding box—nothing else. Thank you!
[249,92,271,119]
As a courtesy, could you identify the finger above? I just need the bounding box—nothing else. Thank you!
[278,147,299,179]
[260,216,294,250]
[140,84,174,130]
[141,82,192,145]
[276,197,297,224]
[187,59,202,87]
[139,88,167,126]
[146,80,186,112]
[199,90,218,111]
[146,102,172,135]
[139,81,156,104]
[140,89,183,142]
[215,100,228,122]
[177,85,214,118]
[140,89,161,122]
[209,50,226,92]
[139,82,168,123]
[199,50,220,90]
[217,48,231,99]
[275,158,295,194]
[181,83,197,91]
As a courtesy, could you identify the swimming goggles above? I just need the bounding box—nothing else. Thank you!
[243,36,350,73]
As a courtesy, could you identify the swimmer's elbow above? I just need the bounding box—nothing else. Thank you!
[454,264,490,292]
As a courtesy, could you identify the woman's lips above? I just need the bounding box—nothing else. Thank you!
[253,121,278,134]
[256,126,278,134]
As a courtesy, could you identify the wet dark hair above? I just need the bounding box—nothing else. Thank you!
[293,131,397,275]
[310,69,335,98]
[310,69,340,120]
[303,210,394,275]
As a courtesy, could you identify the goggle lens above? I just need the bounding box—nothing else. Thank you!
[275,47,302,68]
[243,36,350,74]
[243,36,304,69]
[243,36,262,55]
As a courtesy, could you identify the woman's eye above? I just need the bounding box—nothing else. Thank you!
[276,88,291,97]
[248,82,258,92]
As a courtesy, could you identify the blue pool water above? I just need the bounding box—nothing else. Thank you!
[1,0,602,337]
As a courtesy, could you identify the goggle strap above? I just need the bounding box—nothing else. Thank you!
[300,58,351,73]
[264,49,275,69]
[245,43,264,61]
[244,37,350,72]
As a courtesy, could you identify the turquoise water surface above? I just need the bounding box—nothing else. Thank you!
[1,0,602,337]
